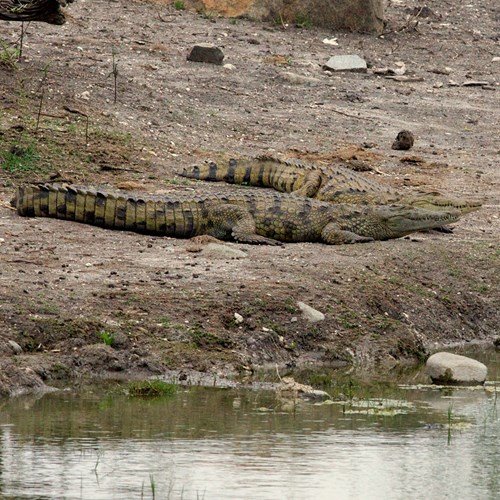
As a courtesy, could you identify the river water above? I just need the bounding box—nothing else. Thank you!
[0,349,498,499]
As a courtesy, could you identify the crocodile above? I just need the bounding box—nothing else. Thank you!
[13,183,460,245]
[179,156,481,214]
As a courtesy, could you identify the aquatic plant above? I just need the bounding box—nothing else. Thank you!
[128,380,177,398]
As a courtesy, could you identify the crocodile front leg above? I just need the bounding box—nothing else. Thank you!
[205,204,283,245]
[321,222,374,245]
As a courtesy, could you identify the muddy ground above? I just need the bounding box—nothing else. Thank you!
[0,0,498,396]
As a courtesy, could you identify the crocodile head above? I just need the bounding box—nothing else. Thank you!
[347,205,461,240]
[406,192,482,214]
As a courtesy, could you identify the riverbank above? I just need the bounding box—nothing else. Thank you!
[1,0,499,396]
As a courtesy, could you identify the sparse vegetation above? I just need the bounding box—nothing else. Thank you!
[189,325,233,349]
[295,13,313,28]
[1,142,43,173]
[99,330,115,346]
[128,380,177,398]
[174,0,185,10]
[0,41,20,69]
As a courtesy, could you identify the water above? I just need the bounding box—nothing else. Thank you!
[0,350,498,499]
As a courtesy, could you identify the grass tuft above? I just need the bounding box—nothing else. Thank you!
[128,380,177,398]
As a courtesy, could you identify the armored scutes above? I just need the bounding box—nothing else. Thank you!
[14,183,461,245]
[180,156,481,214]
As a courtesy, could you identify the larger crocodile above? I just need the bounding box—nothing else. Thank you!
[180,156,481,214]
[13,183,460,245]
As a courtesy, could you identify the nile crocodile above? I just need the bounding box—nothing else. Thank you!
[180,156,481,214]
[13,183,460,245]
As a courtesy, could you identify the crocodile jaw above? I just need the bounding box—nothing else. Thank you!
[346,206,461,240]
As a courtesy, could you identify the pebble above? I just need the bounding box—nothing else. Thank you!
[297,302,325,322]
[280,72,321,86]
[8,340,23,354]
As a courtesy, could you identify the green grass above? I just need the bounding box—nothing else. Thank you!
[189,325,233,349]
[128,380,177,398]
[99,330,115,346]
[1,144,43,173]
[295,13,313,28]
[0,41,19,69]
[174,0,185,11]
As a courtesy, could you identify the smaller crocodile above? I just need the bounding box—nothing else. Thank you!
[179,156,481,214]
[13,183,460,245]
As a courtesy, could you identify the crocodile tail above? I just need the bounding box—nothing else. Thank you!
[16,184,109,226]
[15,183,202,238]
[180,158,265,185]
[180,156,316,194]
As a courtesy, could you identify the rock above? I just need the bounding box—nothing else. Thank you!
[392,130,415,150]
[280,71,321,86]
[203,243,248,259]
[8,340,23,354]
[278,376,331,402]
[426,352,487,385]
[297,301,325,322]
[183,1,384,34]
[324,55,367,73]
[187,44,224,65]
[234,312,244,324]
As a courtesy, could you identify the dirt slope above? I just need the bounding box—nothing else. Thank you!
[0,0,498,395]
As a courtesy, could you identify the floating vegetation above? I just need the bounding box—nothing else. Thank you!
[127,380,177,398]
[343,398,415,416]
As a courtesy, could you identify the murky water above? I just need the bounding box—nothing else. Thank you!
[1,349,498,499]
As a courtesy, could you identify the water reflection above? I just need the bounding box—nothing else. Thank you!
[0,354,498,499]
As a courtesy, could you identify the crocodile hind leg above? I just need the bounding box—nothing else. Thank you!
[321,222,374,245]
[205,204,283,245]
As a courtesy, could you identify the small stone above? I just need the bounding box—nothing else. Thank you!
[223,63,236,70]
[203,243,247,259]
[426,352,487,385]
[323,55,367,73]
[392,130,415,150]
[322,38,339,46]
[280,72,320,86]
[297,302,325,322]
[8,340,23,354]
[234,312,244,324]
[187,44,224,65]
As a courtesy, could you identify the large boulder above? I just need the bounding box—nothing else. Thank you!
[426,352,488,386]
[185,0,384,34]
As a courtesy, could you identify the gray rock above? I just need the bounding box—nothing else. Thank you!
[203,243,247,259]
[8,340,23,354]
[281,71,321,86]
[426,352,487,385]
[324,54,367,73]
[187,44,224,65]
[297,302,325,322]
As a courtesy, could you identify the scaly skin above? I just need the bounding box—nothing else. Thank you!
[13,183,461,245]
[180,156,481,214]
